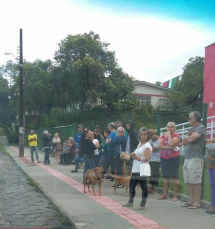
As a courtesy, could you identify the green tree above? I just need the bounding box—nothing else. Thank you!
[159,56,204,110]
[100,67,136,116]
[53,31,118,111]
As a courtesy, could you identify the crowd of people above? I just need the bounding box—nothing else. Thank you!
[28,111,215,214]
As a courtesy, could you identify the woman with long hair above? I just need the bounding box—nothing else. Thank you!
[81,130,97,177]
[52,133,61,163]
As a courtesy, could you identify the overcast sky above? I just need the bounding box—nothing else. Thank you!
[0,0,214,83]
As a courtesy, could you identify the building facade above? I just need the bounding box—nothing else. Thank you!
[134,81,171,108]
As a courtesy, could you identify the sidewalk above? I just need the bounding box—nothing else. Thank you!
[6,145,215,229]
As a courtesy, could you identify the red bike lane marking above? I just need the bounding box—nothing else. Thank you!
[10,146,166,229]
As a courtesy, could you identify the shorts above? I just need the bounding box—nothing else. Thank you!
[161,155,180,178]
[183,158,204,184]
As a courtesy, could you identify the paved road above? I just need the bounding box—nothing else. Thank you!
[0,149,72,228]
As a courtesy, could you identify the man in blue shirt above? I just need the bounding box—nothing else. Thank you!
[75,125,83,150]
[103,122,116,179]
[72,125,84,172]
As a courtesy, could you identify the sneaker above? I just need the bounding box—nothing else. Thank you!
[203,210,215,215]
[122,203,133,207]
[106,175,113,179]
[133,206,145,210]
[37,161,41,163]
[117,184,124,188]
[71,170,78,172]
[58,162,63,164]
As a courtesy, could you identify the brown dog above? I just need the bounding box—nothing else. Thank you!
[107,171,131,195]
[83,167,103,196]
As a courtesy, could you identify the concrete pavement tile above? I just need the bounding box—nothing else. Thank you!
[29,221,48,226]
[0,220,10,225]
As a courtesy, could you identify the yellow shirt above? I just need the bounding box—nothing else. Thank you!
[28,134,38,146]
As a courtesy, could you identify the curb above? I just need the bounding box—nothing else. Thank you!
[1,143,77,229]
[148,185,211,210]
[20,169,77,229]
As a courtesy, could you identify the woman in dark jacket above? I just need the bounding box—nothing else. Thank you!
[81,130,97,176]
[113,127,127,186]
[42,130,52,165]
[126,120,139,175]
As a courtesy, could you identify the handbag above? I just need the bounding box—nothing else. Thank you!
[56,144,62,151]
[118,144,130,161]
[139,162,151,177]
[120,152,130,161]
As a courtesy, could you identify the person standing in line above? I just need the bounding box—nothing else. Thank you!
[52,133,61,163]
[115,121,128,138]
[182,111,206,209]
[42,130,52,165]
[94,125,102,162]
[148,129,161,194]
[75,125,83,150]
[126,120,139,175]
[72,125,84,172]
[28,130,41,163]
[203,141,215,215]
[104,123,116,179]
[91,132,100,167]
[82,130,97,178]
[94,125,101,142]
[112,127,127,188]
[123,127,152,210]
[99,130,110,170]
[158,122,180,202]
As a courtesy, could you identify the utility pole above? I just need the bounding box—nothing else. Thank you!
[19,29,24,157]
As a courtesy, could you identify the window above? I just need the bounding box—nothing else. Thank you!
[137,95,151,106]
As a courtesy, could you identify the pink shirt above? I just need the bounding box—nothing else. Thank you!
[160,133,180,159]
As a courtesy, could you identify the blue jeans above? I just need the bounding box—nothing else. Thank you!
[74,155,85,170]
[83,155,95,175]
[94,155,100,167]
[44,148,50,164]
[208,168,215,207]
[30,146,39,161]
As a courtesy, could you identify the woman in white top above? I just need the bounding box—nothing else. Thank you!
[91,132,100,167]
[52,133,61,163]
[123,127,152,210]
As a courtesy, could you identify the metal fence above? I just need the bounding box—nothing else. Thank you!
[160,115,215,154]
